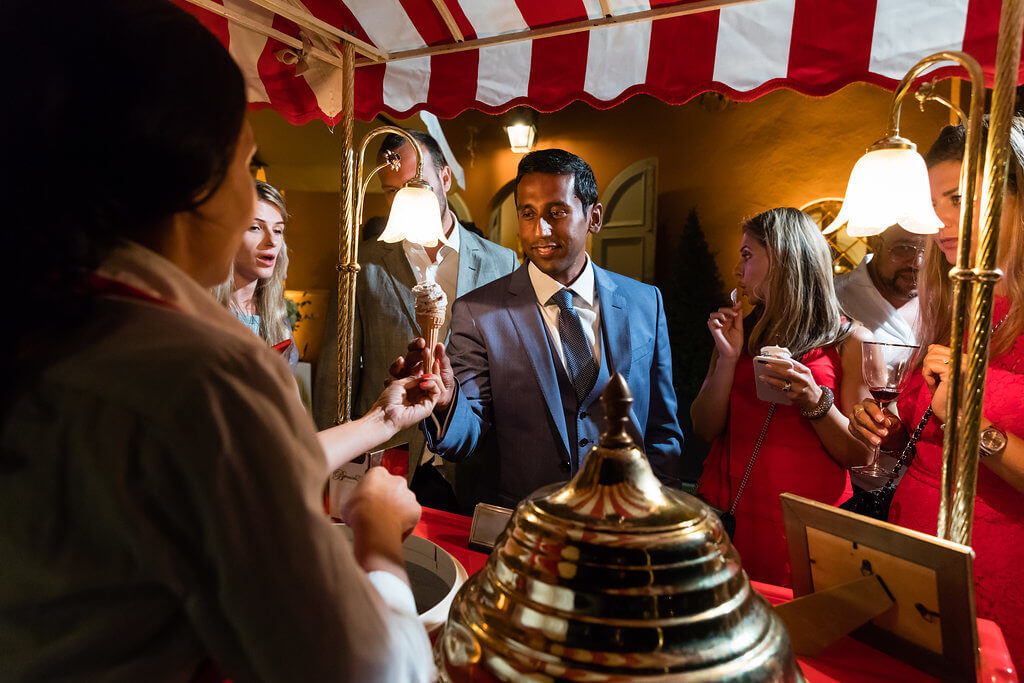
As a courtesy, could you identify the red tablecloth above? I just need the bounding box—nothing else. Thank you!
[413,507,1017,683]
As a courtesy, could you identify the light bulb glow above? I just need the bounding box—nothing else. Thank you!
[505,123,536,154]
[824,148,942,237]
[377,186,445,247]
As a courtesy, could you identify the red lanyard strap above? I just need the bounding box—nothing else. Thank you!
[88,273,179,311]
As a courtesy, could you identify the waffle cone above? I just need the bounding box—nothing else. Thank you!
[417,312,445,372]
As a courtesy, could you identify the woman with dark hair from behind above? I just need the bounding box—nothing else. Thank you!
[848,119,1024,670]
[691,207,873,586]
[0,1,438,680]
[214,179,299,366]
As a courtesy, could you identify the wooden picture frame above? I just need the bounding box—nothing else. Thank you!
[780,493,978,681]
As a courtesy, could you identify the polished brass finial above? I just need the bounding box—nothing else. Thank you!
[599,372,632,447]
[436,377,800,681]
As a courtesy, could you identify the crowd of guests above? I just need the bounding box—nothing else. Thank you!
[1,0,1021,678]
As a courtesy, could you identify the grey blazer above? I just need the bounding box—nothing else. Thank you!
[314,224,519,481]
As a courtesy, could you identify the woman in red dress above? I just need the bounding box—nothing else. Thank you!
[849,120,1024,671]
[693,207,873,586]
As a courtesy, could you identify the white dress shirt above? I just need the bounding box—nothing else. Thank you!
[402,221,460,325]
[528,257,602,371]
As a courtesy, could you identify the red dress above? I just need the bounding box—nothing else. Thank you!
[697,347,852,587]
[889,296,1024,671]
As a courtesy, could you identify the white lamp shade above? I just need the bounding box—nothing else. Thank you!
[824,148,943,237]
[377,186,445,247]
[505,123,536,154]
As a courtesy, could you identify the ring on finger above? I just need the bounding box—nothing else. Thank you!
[854,405,865,416]
[783,380,792,392]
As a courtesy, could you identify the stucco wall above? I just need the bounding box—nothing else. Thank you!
[253,83,952,295]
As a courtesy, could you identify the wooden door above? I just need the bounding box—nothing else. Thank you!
[591,158,657,283]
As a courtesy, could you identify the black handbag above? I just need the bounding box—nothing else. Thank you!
[840,407,933,521]
[839,485,896,521]
[708,504,737,538]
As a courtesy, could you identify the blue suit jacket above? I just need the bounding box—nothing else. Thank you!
[425,263,682,506]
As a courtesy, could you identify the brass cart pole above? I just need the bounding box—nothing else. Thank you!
[335,42,357,425]
[942,0,1024,544]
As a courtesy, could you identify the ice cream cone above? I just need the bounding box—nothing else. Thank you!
[413,279,447,373]
[417,311,445,372]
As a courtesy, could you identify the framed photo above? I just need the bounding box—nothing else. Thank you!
[468,502,514,553]
[780,493,978,681]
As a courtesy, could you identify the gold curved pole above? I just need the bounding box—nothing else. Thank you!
[334,122,427,425]
[945,0,1024,545]
[914,81,967,126]
[879,52,985,539]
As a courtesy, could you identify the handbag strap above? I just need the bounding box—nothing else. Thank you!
[879,407,932,493]
[728,403,777,515]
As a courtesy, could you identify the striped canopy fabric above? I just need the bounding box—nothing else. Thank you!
[178,0,1020,125]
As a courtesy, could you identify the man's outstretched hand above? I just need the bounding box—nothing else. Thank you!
[389,337,455,413]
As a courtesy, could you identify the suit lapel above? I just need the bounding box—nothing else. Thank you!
[506,267,571,457]
[445,226,482,341]
[594,265,631,385]
[455,226,483,299]
[378,242,418,330]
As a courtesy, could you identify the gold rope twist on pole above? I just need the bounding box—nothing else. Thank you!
[335,42,356,426]
[944,0,1024,545]
[934,57,986,539]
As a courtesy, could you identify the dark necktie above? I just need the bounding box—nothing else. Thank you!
[549,288,598,405]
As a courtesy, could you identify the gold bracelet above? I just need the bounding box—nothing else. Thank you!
[800,385,834,420]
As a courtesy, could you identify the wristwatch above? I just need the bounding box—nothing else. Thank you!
[979,425,1008,458]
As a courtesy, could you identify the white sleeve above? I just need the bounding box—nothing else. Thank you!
[366,572,436,683]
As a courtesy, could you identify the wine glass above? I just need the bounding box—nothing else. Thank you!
[853,341,920,478]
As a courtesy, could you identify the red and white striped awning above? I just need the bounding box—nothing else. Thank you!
[178,0,1020,125]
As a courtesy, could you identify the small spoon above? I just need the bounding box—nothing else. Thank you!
[730,288,740,306]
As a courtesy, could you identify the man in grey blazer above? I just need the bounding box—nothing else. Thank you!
[314,131,518,510]
[398,149,683,508]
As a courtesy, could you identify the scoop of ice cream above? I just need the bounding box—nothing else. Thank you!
[759,345,792,359]
[413,280,447,316]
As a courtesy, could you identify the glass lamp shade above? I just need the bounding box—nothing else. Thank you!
[824,148,943,237]
[505,123,536,154]
[376,186,445,247]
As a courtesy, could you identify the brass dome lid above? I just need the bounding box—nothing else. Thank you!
[436,374,801,682]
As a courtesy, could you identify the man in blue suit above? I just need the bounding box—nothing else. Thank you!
[403,149,682,507]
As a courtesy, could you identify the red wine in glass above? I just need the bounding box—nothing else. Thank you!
[868,387,902,403]
[854,341,920,479]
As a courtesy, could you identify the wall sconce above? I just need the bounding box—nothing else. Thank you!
[504,108,538,154]
[505,122,536,153]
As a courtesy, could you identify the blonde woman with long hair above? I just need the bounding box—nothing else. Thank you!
[849,119,1024,670]
[692,207,873,586]
[215,179,297,365]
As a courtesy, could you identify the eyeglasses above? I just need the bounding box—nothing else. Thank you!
[887,244,926,260]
